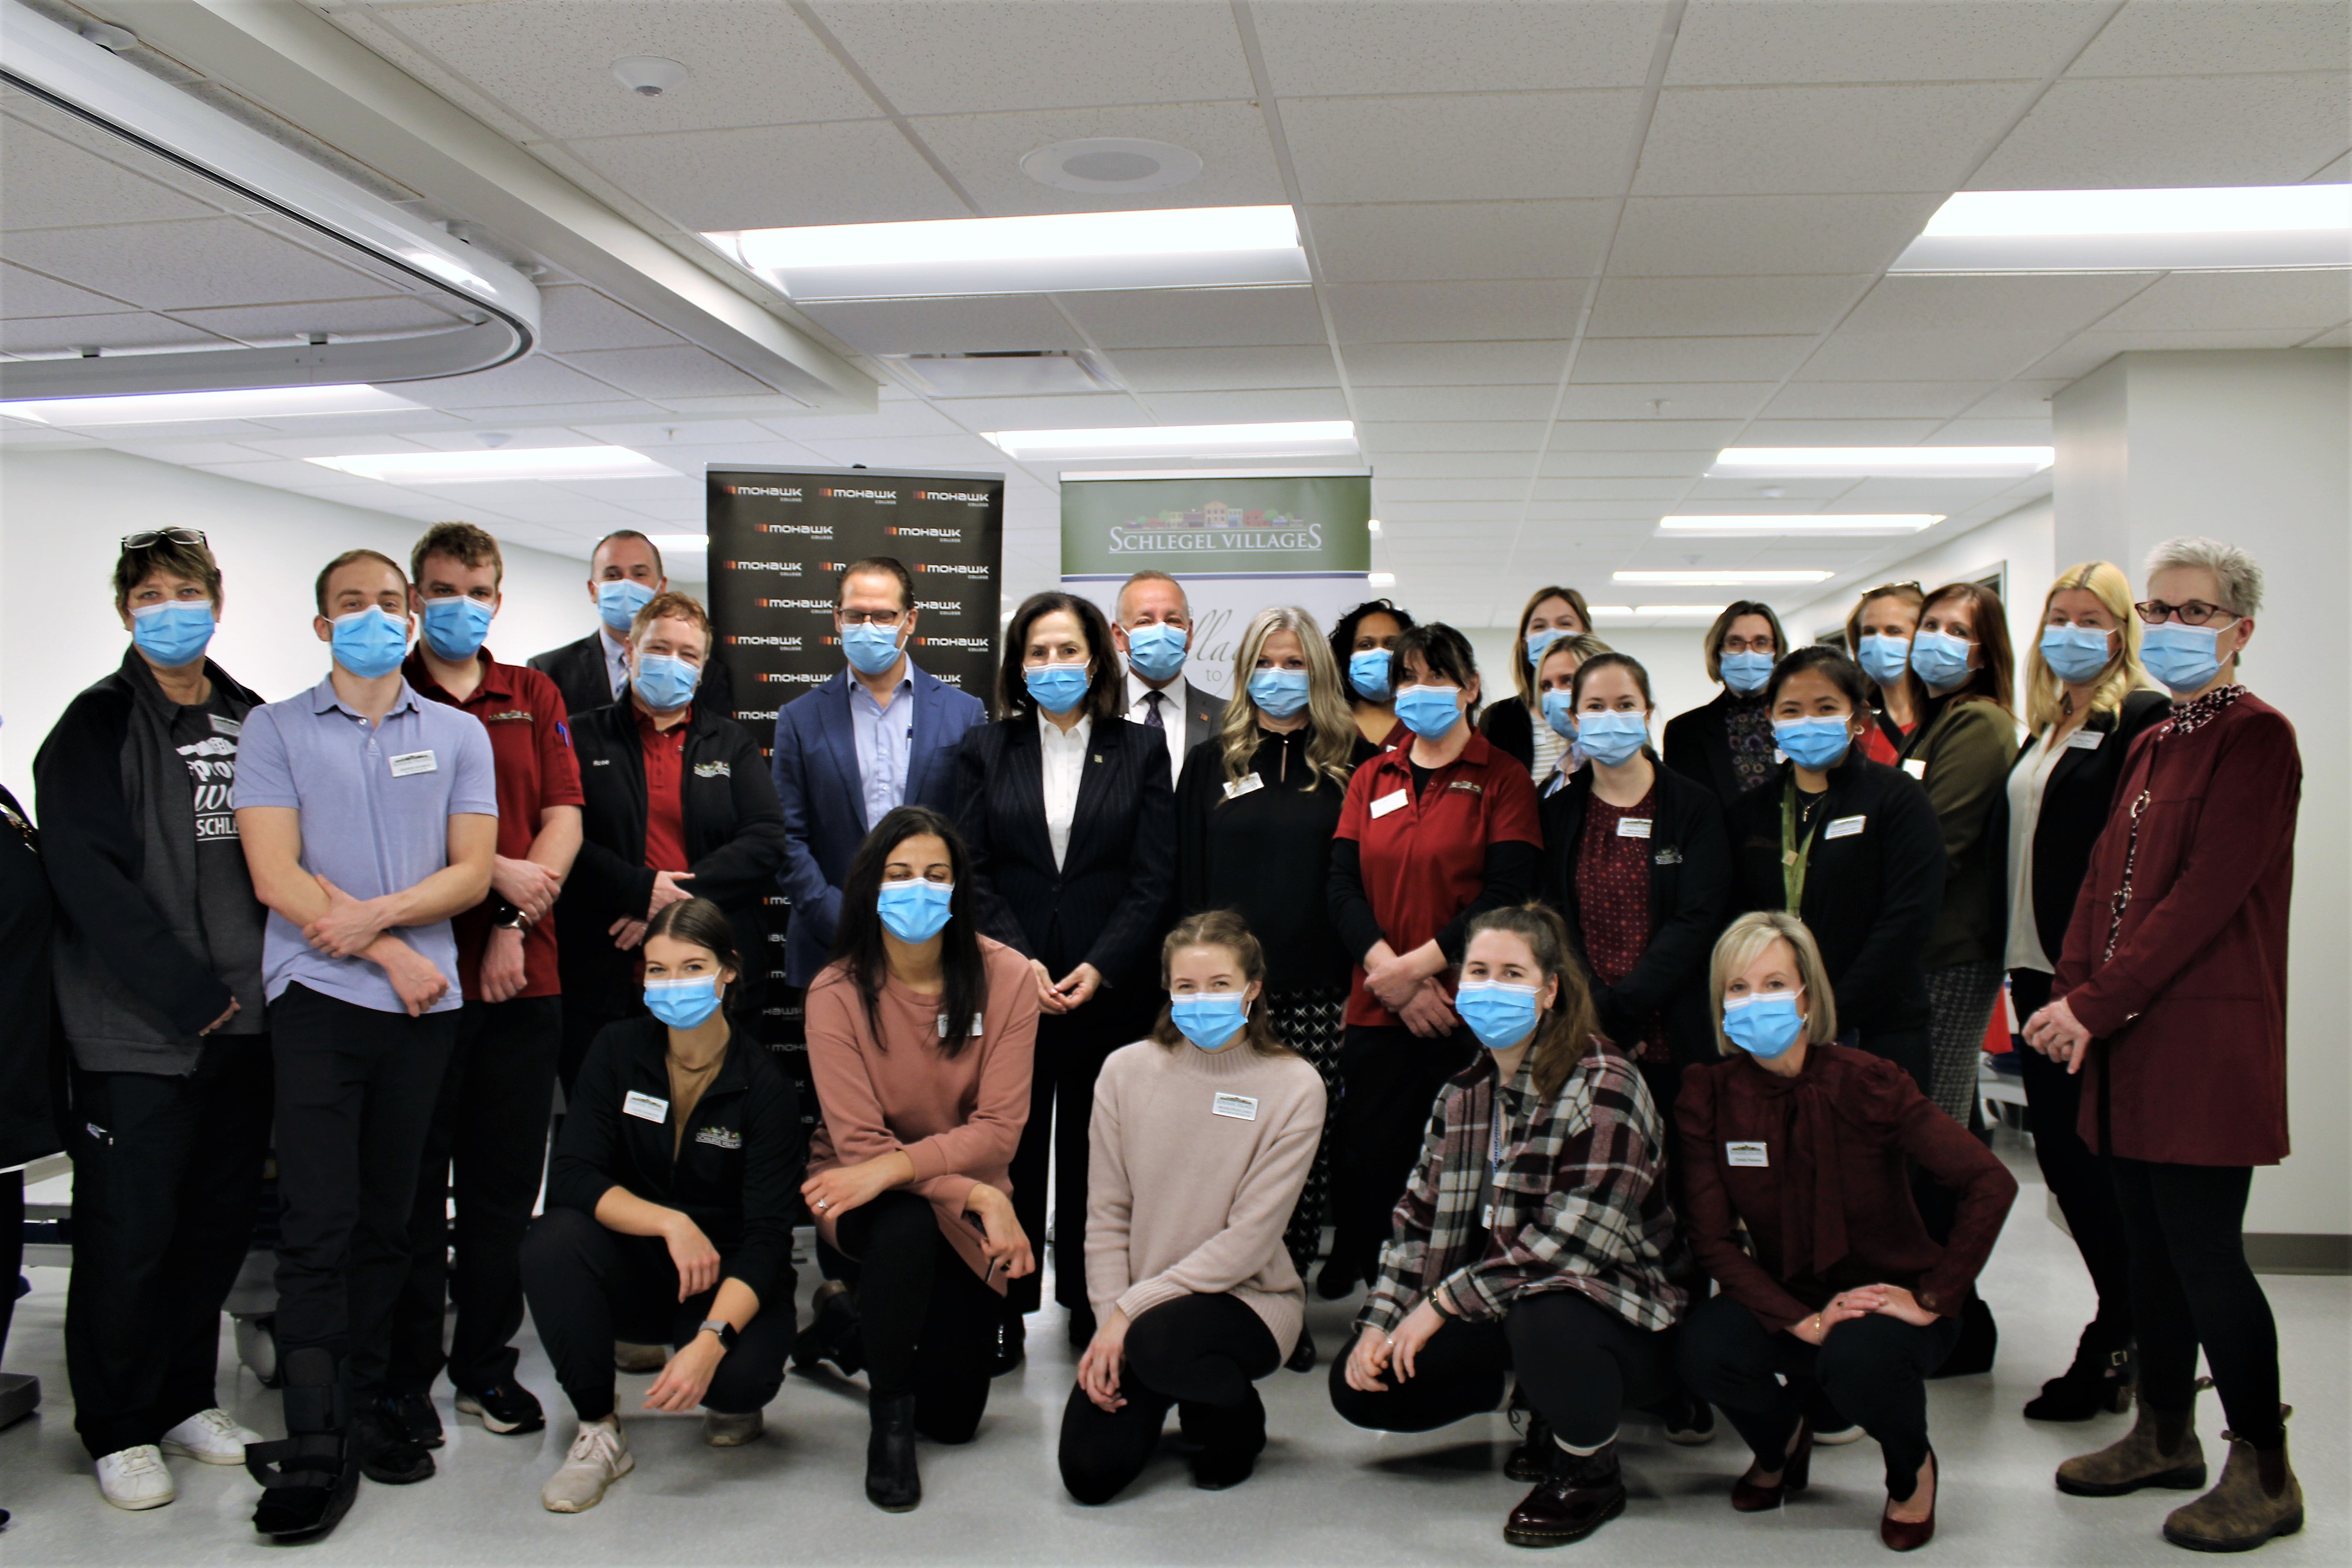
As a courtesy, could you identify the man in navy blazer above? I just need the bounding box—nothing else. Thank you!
[771,556,985,985]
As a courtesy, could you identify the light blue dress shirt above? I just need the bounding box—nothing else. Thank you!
[848,662,917,830]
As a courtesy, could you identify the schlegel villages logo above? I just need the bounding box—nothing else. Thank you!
[723,485,802,499]
[1107,501,1321,556]
[914,489,989,504]
[755,597,835,610]
[724,635,803,648]
[885,525,962,540]
[819,487,898,502]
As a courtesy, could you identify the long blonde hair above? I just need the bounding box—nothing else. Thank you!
[1708,912,1839,1058]
[2025,561,2154,732]
[1218,605,1358,789]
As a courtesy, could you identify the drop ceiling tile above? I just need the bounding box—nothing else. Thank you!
[912,102,1281,215]
[1327,282,1588,344]
[1739,418,1945,444]
[1965,380,2067,417]
[1797,327,2072,380]
[0,312,229,354]
[407,398,669,426]
[568,122,962,230]
[568,419,779,448]
[1763,381,1995,419]
[100,439,275,465]
[1520,501,1677,522]
[1934,417,2054,444]
[401,355,644,410]
[811,0,1253,114]
[1353,385,1562,422]
[2304,324,2352,348]
[1611,194,1943,275]
[794,434,1021,468]
[1665,1,2108,84]
[1549,419,1746,451]
[1375,510,1526,531]
[1971,73,2352,189]
[1305,201,1615,284]
[1360,420,1549,452]
[371,0,876,137]
[1555,383,1779,420]
[1371,452,1546,480]
[1528,477,1694,501]
[1682,476,1863,500]
[1059,286,1326,349]
[165,297,471,344]
[1572,336,1816,382]
[1107,345,1338,391]
[922,392,1140,428]
[0,260,135,318]
[1253,1,1664,93]
[536,286,682,352]
[1834,475,2032,508]
[0,120,223,228]
[1139,387,1351,422]
[799,295,1084,355]
[2026,327,2320,382]
[2070,0,2351,74]
[1538,451,1717,480]
[1845,273,2161,333]
[0,218,390,311]
[1283,92,1645,203]
[2093,270,2352,333]
[1636,83,2033,196]
[1341,341,1571,386]
[1373,477,1533,504]
[761,400,968,439]
[1587,275,1867,337]
[393,426,604,452]
[554,345,777,398]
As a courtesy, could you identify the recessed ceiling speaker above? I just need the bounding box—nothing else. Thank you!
[1021,138,1202,194]
[612,56,690,97]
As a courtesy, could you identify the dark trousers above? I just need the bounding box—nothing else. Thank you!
[390,995,561,1397]
[519,1206,791,1423]
[1008,1005,1130,1314]
[2,1173,20,1361]
[1331,1024,1472,1285]
[834,1191,997,1442]
[65,1041,273,1459]
[1679,1290,1958,1497]
[1331,1291,1675,1451]
[269,984,457,1409]
[1059,1292,1282,1504]
[2109,1158,2281,1447]
[2009,970,2132,1341]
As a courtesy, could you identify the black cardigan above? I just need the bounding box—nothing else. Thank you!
[1478,698,1538,772]
[1538,762,1733,1068]
[547,1015,802,1308]
[2014,689,2173,967]
[1662,687,1768,808]
[1727,752,1945,1040]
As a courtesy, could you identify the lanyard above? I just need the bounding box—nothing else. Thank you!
[1484,1083,1510,1229]
[1779,776,1823,911]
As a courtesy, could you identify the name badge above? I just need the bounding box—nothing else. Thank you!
[1223,774,1265,801]
[1369,789,1410,820]
[1902,757,1928,779]
[2066,729,2105,751]
[1482,1204,1497,1228]
[389,750,438,778]
[1211,1092,1259,1121]
[209,713,243,737]
[622,1090,669,1123]
[1616,818,1652,839]
[1824,814,1867,839]
[937,1011,985,1038]
[1727,1141,1769,1168]
[694,1126,741,1150]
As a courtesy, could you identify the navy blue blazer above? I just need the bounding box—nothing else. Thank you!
[770,664,986,985]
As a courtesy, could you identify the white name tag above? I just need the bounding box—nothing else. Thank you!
[1223,774,1265,801]
[2066,729,2105,750]
[1727,1141,1769,1168]
[1902,757,1928,779]
[1211,1092,1259,1121]
[1616,817,1652,838]
[1825,814,1867,839]
[209,713,242,737]
[1369,789,1410,819]
[388,750,437,777]
[622,1090,669,1123]
[936,1011,985,1038]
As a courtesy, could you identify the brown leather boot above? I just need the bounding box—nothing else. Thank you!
[2162,1416,2302,1553]
[2057,1402,2206,1497]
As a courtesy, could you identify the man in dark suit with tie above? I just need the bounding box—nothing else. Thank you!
[528,529,733,723]
[770,556,985,987]
[1110,570,1222,786]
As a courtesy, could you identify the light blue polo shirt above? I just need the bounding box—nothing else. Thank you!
[233,676,498,1015]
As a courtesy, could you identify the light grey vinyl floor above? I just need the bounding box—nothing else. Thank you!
[2,1134,2344,1566]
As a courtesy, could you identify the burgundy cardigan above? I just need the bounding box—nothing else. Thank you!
[1677,1045,2016,1332]
[2054,690,2299,1167]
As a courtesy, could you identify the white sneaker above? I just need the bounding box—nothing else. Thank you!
[541,1419,632,1514]
[160,1407,261,1465]
[96,1445,175,1510]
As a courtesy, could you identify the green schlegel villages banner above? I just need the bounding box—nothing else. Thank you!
[1060,474,1371,577]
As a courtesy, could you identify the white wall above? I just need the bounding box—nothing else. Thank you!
[0,449,642,808]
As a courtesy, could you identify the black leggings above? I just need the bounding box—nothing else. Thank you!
[1678,1291,1958,1498]
[1329,1291,1674,1452]
[2109,1158,2281,1447]
[518,1207,791,1423]
[1059,1292,1282,1504]
[834,1191,999,1443]
[1331,1025,1473,1285]
[2009,970,2132,1342]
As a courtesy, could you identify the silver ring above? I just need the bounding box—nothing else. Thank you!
[814,1198,829,1211]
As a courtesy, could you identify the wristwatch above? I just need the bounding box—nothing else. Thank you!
[490,899,528,932]
[697,1318,737,1350]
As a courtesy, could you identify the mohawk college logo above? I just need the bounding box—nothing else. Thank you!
[917,636,991,650]
[757,523,832,538]
[721,560,806,574]
[884,525,962,540]
[755,596,833,610]
[724,635,802,648]
[818,486,898,502]
[722,485,802,499]
[916,561,989,577]
[913,489,989,504]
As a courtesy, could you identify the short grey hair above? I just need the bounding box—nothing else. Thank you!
[1115,569,1188,622]
[2145,536,2263,616]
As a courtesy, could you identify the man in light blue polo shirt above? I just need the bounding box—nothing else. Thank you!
[231,548,496,1542]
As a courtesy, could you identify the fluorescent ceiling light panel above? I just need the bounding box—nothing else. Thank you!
[985,421,1355,461]
[1591,604,1731,618]
[1893,185,2351,271]
[0,384,425,425]
[1367,571,1397,587]
[708,206,1309,300]
[1709,447,2052,478]
[1660,514,1942,535]
[1614,570,1834,586]
[305,446,683,484]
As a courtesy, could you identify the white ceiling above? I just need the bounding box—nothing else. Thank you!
[4,0,2347,622]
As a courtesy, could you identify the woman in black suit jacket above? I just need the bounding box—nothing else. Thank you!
[955,592,1175,1350]
[1662,600,1788,806]
[2004,562,2173,1422]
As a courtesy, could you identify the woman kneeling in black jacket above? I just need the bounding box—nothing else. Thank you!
[521,897,803,1514]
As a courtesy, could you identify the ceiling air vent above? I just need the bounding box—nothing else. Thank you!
[883,351,1122,398]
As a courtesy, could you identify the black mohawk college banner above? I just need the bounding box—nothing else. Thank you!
[705,465,1005,1083]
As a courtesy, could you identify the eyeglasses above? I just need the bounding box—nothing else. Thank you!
[2134,599,2236,626]
[838,609,905,626]
[120,528,208,551]
[1719,635,1777,654]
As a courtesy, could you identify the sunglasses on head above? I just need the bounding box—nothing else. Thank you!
[120,528,208,551]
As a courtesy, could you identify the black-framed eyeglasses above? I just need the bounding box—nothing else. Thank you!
[838,609,905,627]
[2134,599,2235,626]
[120,528,208,552]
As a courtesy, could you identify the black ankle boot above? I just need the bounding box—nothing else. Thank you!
[1505,1409,1554,1482]
[1182,1394,1268,1491]
[1930,1294,1997,1378]
[1505,1440,1627,1547]
[865,1393,921,1512]
[249,1350,361,1540]
[792,1283,864,1379]
[2024,1326,2135,1422]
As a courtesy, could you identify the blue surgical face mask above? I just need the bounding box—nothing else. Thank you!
[1125,622,1188,683]
[1539,688,1578,741]
[644,975,723,1030]
[1025,662,1090,715]
[1720,649,1773,695]
[877,878,954,944]
[1773,714,1853,772]
[2039,623,2115,686]
[597,578,656,635]
[1524,627,1565,669]
[1455,980,1543,1053]
[1909,628,1975,691]
[841,620,904,677]
[331,606,410,679]
[1247,667,1311,720]
[1348,648,1394,703]
[632,652,701,711]
[2140,619,2236,695]
[1574,710,1649,767]
[129,600,215,668]
[1393,683,1463,741]
[1170,991,1250,1051]
[420,595,493,662]
[1857,633,1912,689]
[1723,989,1805,1060]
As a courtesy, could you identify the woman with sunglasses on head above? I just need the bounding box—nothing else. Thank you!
[1527,633,1613,796]
[1678,912,2016,1552]
[1481,586,1595,780]
[1663,602,1789,807]
[1847,582,1928,766]
[2003,563,2170,1424]
[1329,598,1417,750]
[801,806,1039,1512]
[2027,539,2304,1553]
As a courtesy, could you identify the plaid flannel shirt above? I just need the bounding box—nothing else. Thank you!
[1357,1035,1686,1335]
